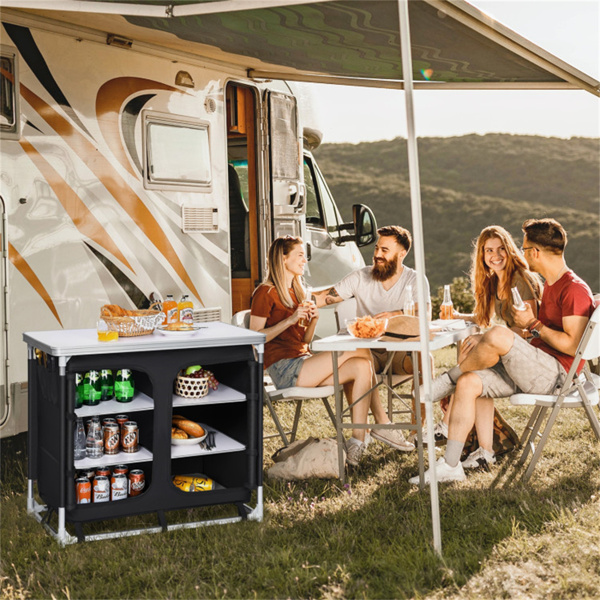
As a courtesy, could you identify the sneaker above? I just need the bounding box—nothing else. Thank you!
[422,421,448,446]
[408,457,466,485]
[418,373,455,404]
[345,440,366,466]
[371,426,415,452]
[462,446,496,470]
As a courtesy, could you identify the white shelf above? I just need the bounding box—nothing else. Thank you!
[75,391,154,418]
[170,427,245,459]
[74,446,153,469]
[172,383,246,407]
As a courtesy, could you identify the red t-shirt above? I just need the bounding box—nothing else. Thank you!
[250,284,310,369]
[531,270,594,374]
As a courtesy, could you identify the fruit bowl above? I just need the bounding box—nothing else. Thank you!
[346,316,388,339]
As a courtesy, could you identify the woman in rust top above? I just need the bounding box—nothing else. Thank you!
[250,236,413,466]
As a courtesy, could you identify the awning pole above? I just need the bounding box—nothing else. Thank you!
[397,0,442,555]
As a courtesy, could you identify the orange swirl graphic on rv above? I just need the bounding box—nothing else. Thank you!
[8,243,62,327]
[96,77,179,177]
[19,139,133,273]
[19,82,203,304]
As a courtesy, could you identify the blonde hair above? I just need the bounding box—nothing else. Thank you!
[265,236,306,309]
[470,225,541,327]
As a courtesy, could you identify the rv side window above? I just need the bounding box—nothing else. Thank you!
[1,51,19,137]
[144,114,211,190]
[304,160,324,227]
[309,158,342,241]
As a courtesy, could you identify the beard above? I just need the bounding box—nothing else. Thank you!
[372,253,399,282]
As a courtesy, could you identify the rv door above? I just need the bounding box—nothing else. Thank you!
[265,91,305,246]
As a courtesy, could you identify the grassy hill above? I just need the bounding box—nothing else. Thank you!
[314,134,600,293]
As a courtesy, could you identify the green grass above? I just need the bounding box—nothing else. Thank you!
[2,348,599,599]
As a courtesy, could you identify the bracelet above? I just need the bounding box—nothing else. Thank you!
[526,319,541,332]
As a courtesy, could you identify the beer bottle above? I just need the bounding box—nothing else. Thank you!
[163,294,178,325]
[115,369,135,402]
[511,286,527,311]
[403,285,416,317]
[75,373,85,408]
[178,294,194,324]
[440,284,454,320]
[83,371,101,405]
[100,369,114,402]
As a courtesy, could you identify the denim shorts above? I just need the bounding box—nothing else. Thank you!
[475,333,567,398]
[267,356,308,389]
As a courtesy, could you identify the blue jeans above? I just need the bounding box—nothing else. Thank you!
[267,356,308,389]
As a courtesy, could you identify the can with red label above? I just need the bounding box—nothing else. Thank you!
[103,423,120,455]
[121,421,139,453]
[110,473,128,501]
[128,469,145,496]
[79,467,96,480]
[95,466,111,478]
[113,464,129,476]
[93,475,110,503]
[75,477,92,504]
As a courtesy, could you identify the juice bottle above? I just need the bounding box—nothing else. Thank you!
[440,284,454,320]
[162,294,178,324]
[178,294,194,324]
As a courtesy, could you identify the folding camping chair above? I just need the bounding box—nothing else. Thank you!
[510,304,600,482]
[334,299,412,421]
[232,310,336,446]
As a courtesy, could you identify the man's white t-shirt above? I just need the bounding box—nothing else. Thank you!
[335,265,430,317]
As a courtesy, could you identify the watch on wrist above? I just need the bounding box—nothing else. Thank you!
[528,320,543,338]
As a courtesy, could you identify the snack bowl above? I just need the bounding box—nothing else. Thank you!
[171,431,208,446]
[346,316,388,339]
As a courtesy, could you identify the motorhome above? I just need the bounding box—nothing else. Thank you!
[0,13,375,437]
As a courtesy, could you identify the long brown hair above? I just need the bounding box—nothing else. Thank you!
[265,236,306,309]
[470,226,541,327]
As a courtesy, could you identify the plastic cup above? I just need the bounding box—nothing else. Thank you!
[97,319,118,342]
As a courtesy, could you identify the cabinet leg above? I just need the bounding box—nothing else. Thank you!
[246,486,263,522]
[157,510,167,531]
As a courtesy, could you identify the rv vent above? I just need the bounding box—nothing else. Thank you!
[182,207,218,233]
[193,307,221,323]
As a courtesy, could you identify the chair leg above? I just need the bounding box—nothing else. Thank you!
[581,399,600,440]
[264,395,290,447]
[522,403,562,483]
[519,406,547,466]
[290,400,303,443]
[321,398,337,429]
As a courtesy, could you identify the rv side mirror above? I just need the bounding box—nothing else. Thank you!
[337,204,377,247]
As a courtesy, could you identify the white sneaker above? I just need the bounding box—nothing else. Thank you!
[408,457,466,485]
[462,446,496,469]
[371,426,415,451]
[422,421,448,446]
[345,440,366,466]
[418,372,455,403]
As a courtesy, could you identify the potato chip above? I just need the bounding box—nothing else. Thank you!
[347,316,387,338]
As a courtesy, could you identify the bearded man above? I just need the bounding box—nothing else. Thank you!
[314,225,431,454]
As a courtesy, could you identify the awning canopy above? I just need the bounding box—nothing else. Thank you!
[2,0,599,95]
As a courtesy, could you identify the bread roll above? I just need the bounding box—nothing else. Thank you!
[176,419,205,438]
[171,427,188,439]
[172,414,186,422]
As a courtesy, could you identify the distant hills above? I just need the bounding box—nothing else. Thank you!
[313,134,600,293]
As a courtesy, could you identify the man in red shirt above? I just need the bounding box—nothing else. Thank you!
[410,218,595,484]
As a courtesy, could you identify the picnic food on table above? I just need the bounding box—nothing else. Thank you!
[347,315,387,338]
[163,322,196,331]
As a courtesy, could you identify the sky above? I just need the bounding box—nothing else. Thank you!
[292,0,600,143]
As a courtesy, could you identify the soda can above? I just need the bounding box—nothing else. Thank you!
[100,369,114,402]
[79,467,96,480]
[75,477,92,504]
[128,469,145,496]
[95,466,111,478]
[104,423,120,455]
[113,464,129,476]
[93,475,110,503]
[110,473,128,501]
[102,417,117,427]
[114,369,135,402]
[116,414,129,433]
[121,421,139,453]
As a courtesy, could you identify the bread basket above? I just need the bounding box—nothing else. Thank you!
[100,303,165,337]
[174,372,209,399]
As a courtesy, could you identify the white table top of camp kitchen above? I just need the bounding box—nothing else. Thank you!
[312,321,478,353]
[23,321,265,357]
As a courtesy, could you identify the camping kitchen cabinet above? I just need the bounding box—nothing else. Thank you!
[24,322,265,545]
